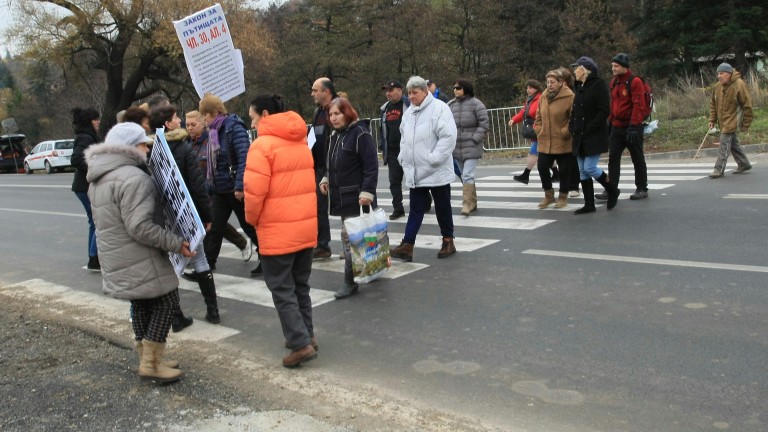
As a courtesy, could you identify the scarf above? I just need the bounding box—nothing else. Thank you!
[546,87,561,103]
[206,114,226,186]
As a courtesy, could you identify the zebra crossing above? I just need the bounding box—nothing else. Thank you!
[203,163,714,309]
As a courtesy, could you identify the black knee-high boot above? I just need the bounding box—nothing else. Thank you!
[574,179,596,214]
[197,271,220,324]
[595,172,618,210]
[171,303,194,333]
[551,165,560,182]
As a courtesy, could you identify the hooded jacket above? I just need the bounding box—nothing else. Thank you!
[321,121,378,217]
[71,126,99,193]
[211,114,250,193]
[447,95,489,161]
[244,112,317,256]
[709,70,754,134]
[85,143,182,300]
[534,86,575,154]
[398,92,457,188]
[570,75,610,157]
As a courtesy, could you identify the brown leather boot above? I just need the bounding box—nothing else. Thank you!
[437,237,456,259]
[554,192,568,208]
[538,189,555,209]
[283,344,317,368]
[461,184,472,216]
[391,242,413,262]
[136,340,179,369]
[138,340,183,383]
[285,335,319,351]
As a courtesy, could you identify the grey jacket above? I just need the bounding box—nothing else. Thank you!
[447,96,488,161]
[398,92,457,188]
[85,144,183,300]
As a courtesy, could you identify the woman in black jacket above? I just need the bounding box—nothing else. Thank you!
[70,107,101,271]
[569,57,617,214]
[319,98,378,299]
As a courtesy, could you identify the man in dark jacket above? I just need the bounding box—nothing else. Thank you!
[379,80,410,220]
[70,107,101,271]
[310,77,338,259]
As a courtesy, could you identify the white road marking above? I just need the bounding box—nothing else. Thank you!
[311,258,430,278]
[0,184,70,188]
[179,273,337,309]
[329,229,498,251]
[0,279,240,342]
[0,207,84,217]
[724,194,768,200]
[522,249,768,273]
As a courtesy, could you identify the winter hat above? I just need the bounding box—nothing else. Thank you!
[104,122,153,147]
[716,63,734,74]
[611,53,630,68]
[381,80,403,90]
[570,56,600,75]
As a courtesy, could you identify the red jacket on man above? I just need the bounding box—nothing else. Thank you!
[609,71,645,128]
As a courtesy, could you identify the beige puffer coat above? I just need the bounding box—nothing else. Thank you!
[709,71,753,134]
[86,144,183,300]
[534,86,575,155]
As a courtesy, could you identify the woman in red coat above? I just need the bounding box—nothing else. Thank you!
[508,80,543,184]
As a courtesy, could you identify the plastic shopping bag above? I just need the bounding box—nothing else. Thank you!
[343,206,391,283]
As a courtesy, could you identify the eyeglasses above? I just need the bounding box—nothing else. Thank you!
[453,86,463,90]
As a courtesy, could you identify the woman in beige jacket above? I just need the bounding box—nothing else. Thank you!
[534,69,575,209]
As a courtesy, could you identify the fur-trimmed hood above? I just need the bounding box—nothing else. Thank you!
[85,143,148,184]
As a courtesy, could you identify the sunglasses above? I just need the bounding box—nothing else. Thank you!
[453,86,463,90]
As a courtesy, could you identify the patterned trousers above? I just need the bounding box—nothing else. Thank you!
[130,289,180,343]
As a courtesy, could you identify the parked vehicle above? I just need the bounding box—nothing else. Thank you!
[24,139,76,174]
[0,134,28,173]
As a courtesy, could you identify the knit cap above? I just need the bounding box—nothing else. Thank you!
[104,122,153,147]
[611,53,630,68]
[716,63,734,74]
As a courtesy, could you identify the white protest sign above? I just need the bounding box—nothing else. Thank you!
[174,4,245,102]
[149,129,206,277]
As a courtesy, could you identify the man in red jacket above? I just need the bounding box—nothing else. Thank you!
[600,53,649,205]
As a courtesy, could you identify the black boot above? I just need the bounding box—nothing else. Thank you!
[595,172,619,210]
[513,168,531,185]
[334,270,359,299]
[86,255,101,272]
[574,179,596,215]
[171,307,194,333]
[197,271,220,324]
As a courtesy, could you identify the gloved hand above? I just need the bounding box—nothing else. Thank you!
[627,124,643,146]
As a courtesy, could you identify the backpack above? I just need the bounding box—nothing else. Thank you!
[612,74,653,124]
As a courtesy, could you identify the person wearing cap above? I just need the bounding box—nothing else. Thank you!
[708,62,753,178]
[568,56,614,214]
[448,78,489,216]
[603,52,649,204]
[379,80,410,220]
[85,122,195,384]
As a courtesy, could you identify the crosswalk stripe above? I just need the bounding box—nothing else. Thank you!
[311,257,430,278]
[334,210,553,230]
[329,229,499,251]
[371,198,595,210]
[1,279,241,342]
[178,274,337,309]
[475,177,691,184]
[724,194,768,200]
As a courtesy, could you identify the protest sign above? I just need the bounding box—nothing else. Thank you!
[174,4,245,102]
[149,129,206,276]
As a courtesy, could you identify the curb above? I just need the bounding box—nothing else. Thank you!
[640,143,768,161]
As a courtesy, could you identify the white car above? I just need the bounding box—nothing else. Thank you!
[24,139,75,174]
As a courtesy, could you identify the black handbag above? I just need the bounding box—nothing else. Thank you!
[521,121,537,139]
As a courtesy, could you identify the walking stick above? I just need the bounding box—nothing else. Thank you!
[693,131,709,159]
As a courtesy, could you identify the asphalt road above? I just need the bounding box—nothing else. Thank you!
[1,153,766,431]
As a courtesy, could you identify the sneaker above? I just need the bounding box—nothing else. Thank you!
[389,209,405,220]
[708,170,724,179]
[733,164,752,174]
[569,190,581,198]
[241,238,253,262]
[312,248,331,260]
[595,190,609,201]
[629,189,648,200]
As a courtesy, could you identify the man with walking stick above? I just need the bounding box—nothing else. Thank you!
[708,62,753,178]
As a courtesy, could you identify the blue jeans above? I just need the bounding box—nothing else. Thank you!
[456,159,479,184]
[576,154,604,181]
[74,191,97,257]
[403,184,454,244]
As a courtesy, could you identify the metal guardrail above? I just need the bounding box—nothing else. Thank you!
[368,105,529,153]
[291,105,529,154]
